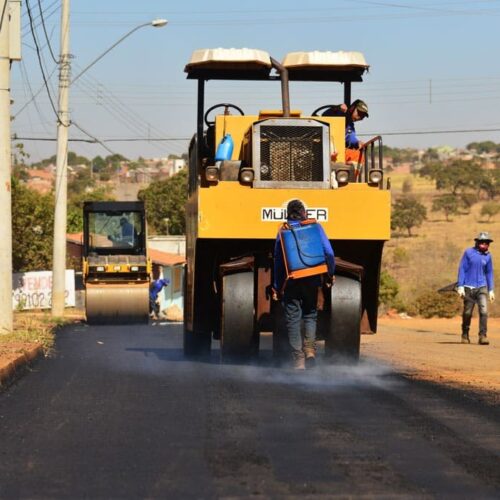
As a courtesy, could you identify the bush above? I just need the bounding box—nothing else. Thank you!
[480,201,500,221]
[393,246,409,266]
[379,270,401,309]
[402,177,413,194]
[413,290,461,318]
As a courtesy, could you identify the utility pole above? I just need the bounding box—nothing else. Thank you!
[0,0,20,333]
[51,0,70,317]
[0,0,12,332]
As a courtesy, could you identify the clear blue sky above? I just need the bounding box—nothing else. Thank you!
[11,0,500,163]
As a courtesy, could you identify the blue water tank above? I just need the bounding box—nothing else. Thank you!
[215,134,234,161]
[280,223,326,272]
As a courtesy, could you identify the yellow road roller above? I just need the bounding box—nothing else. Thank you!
[83,201,151,324]
[184,48,391,360]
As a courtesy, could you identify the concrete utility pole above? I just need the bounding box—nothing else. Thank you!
[0,0,12,332]
[51,0,70,317]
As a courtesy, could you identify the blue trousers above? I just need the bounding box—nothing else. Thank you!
[283,278,318,353]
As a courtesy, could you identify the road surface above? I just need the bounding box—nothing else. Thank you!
[0,321,499,498]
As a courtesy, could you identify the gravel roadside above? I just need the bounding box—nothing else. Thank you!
[364,316,500,403]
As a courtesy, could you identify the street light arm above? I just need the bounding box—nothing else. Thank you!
[71,19,167,84]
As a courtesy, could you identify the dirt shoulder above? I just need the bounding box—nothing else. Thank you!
[364,316,500,403]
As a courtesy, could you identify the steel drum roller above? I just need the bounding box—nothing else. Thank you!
[85,283,149,324]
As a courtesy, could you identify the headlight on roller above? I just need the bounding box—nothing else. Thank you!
[130,265,139,272]
[336,169,350,184]
[239,167,254,184]
[368,169,383,186]
[205,166,219,182]
[96,266,105,272]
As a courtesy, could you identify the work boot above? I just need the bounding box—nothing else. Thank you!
[292,351,306,370]
[478,335,490,345]
[461,335,470,344]
[303,342,316,360]
[303,342,316,369]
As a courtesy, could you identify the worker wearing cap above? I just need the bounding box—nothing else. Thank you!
[321,99,369,150]
[149,278,170,320]
[457,232,495,345]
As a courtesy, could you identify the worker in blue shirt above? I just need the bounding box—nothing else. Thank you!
[149,278,169,320]
[457,232,495,345]
[273,199,335,369]
[321,99,369,150]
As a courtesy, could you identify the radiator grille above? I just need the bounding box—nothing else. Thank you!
[259,125,324,182]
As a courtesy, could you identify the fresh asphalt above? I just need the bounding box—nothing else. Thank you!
[0,321,499,498]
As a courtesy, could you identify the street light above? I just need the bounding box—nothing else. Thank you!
[72,19,168,84]
[51,15,168,317]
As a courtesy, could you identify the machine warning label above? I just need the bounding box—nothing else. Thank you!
[261,207,328,222]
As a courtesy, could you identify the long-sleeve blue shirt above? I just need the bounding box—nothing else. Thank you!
[149,278,169,301]
[457,247,494,290]
[273,220,335,291]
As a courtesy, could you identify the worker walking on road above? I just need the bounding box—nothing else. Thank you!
[457,232,495,345]
[273,199,335,369]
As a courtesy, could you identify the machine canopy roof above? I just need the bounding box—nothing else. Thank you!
[185,48,369,82]
[185,48,273,80]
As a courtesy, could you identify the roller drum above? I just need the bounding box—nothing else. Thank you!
[86,283,149,325]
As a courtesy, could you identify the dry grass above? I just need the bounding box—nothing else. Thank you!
[384,172,500,315]
[0,309,83,355]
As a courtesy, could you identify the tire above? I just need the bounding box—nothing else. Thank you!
[325,275,362,361]
[220,272,258,361]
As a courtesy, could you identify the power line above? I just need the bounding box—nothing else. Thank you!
[12,135,190,142]
[15,126,500,142]
[12,63,58,118]
[0,0,8,31]
[37,0,58,63]
[25,0,59,122]
[71,121,119,156]
[360,127,500,136]
[71,68,185,156]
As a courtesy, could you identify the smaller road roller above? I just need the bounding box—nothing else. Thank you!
[82,201,151,324]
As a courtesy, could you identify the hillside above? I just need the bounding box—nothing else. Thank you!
[382,172,500,316]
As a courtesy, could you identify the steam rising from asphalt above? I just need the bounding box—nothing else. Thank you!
[88,324,399,392]
[223,359,399,392]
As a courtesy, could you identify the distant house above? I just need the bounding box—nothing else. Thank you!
[26,169,54,194]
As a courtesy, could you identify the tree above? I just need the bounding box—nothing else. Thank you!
[91,155,106,173]
[480,201,500,222]
[67,187,114,233]
[138,169,188,235]
[391,196,427,237]
[419,159,486,195]
[431,194,460,221]
[466,141,500,154]
[12,179,54,272]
